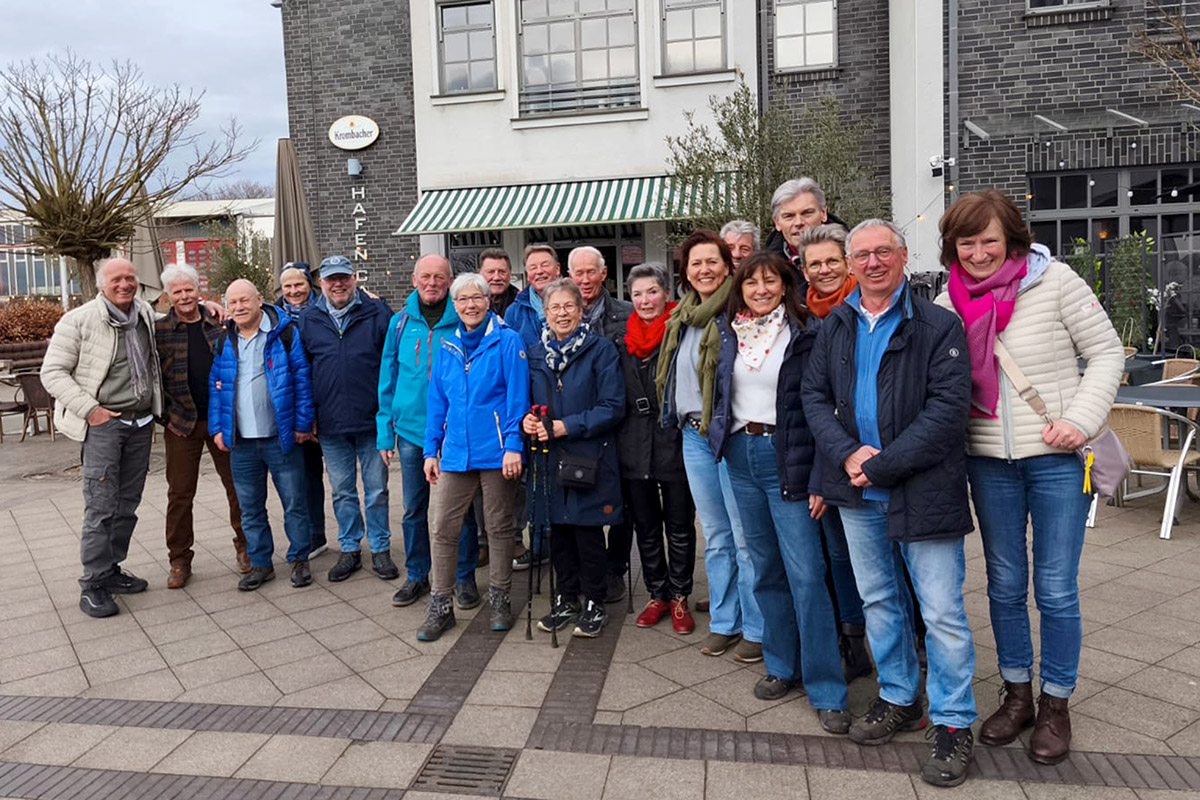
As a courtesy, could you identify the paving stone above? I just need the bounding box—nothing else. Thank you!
[912,777,1026,799]
[333,636,419,673]
[488,639,568,672]
[641,646,745,687]
[0,721,47,753]
[1021,786,1138,799]
[82,668,184,702]
[1112,613,1200,647]
[806,766,916,800]
[1123,667,1200,712]
[70,725,192,771]
[440,705,538,748]
[233,733,350,782]
[597,663,684,712]
[705,761,808,799]
[1083,627,1189,664]
[264,652,353,694]
[506,749,611,800]
[151,730,270,777]
[175,672,284,706]
[158,631,240,666]
[603,755,705,800]
[1076,687,1200,741]
[1161,648,1200,680]
[277,674,385,710]
[80,647,167,686]
[612,626,692,663]
[243,633,330,670]
[1079,645,1154,685]
[0,722,116,765]
[0,645,79,685]
[224,615,306,648]
[465,669,553,708]
[1069,711,1178,755]
[0,666,89,697]
[142,615,222,647]
[172,650,260,690]
[1168,718,1200,757]
[361,655,441,700]
[622,689,745,731]
[320,741,433,787]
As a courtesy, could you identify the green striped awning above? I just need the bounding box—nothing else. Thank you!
[393,175,732,235]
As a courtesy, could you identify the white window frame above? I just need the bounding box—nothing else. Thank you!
[773,0,837,73]
[660,0,726,76]
[1026,0,1111,12]
[437,0,499,95]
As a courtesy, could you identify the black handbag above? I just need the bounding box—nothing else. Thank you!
[557,451,599,489]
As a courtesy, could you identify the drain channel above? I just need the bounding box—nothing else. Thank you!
[410,744,519,796]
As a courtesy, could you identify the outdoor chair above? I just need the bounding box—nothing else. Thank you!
[0,391,28,444]
[1154,358,1200,384]
[1108,403,1200,540]
[16,373,54,442]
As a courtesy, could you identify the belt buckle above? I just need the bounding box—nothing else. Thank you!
[635,397,651,414]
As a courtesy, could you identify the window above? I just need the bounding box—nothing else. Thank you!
[438,1,497,94]
[519,0,639,115]
[1147,2,1200,35]
[662,0,724,75]
[1027,0,1109,9]
[774,0,835,72]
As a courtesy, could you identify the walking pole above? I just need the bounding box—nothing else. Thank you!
[525,409,538,641]
[539,405,558,648]
[533,404,548,596]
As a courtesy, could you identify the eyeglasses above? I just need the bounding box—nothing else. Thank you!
[453,294,488,306]
[848,246,898,265]
[805,258,845,272]
[546,303,579,314]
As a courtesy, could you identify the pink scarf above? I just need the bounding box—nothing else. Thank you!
[947,256,1027,418]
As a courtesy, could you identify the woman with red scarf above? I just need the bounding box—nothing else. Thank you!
[936,191,1123,766]
[617,262,696,633]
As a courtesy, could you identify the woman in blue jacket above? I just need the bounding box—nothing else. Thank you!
[416,274,531,640]
[522,278,625,639]
[709,251,849,733]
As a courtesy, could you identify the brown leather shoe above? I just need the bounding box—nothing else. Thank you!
[979,681,1034,746]
[1029,694,1071,764]
[167,564,191,590]
[235,549,251,574]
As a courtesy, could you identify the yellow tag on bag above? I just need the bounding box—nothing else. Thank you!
[1082,449,1094,495]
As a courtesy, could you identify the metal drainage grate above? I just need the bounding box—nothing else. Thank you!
[411,744,519,796]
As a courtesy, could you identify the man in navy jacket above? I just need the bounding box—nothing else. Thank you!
[298,255,398,584]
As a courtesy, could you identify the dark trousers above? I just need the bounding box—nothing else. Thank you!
[605,516,634,578]
[164,421,245,567]
[550,523,607,605]
[79,420,154,588]
[626,478,696,600]
[301,441,327,549]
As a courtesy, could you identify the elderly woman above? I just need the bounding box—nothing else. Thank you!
[708,251,850,730]
[936,190,1123,765]
[417,273,530,640]
[522,278,624,639]
[618,263,696,633]
[278,262,320,316]
[657,230,762,662]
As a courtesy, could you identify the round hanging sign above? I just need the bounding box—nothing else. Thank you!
[328,115,379,150]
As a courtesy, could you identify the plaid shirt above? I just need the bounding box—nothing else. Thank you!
[155,306,225,437]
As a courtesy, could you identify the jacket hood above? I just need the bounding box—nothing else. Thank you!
[1017,243,1052,294]
[404,290,459,328]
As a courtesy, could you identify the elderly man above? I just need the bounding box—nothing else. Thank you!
[766,177,837,270]
[299,255,397,583]
[155,263,247,588]
[209,279,316,592]
[504,244,561,348]
[378,254,480,608]
[42,258,163,618]
[479,248,518,317]
[720,220,760,267]
[802,220,977,788]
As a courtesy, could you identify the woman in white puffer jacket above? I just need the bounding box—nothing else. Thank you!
[935,190,1123,768]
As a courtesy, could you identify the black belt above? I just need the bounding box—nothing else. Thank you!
[741,422,776,436]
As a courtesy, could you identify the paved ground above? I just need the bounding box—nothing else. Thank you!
[1,423,1200,799]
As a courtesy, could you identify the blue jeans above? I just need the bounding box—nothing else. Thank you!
[230,436,311,567]
[322,433,391,554]
[681,426,762,641]
[840,501,976,728]
[396,438,478,583]
[967,454,1090,699]
[820,508,865,627]
[723,433,846,710]
[301,442,327,549]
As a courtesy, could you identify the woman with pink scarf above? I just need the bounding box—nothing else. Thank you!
[935,191,1123,767]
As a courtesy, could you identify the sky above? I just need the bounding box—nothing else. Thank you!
[1,0,288,191]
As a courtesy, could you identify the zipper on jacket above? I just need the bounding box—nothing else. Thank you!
[494,411,504,449]
[999,371,1016,460]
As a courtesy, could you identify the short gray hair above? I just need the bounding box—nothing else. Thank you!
[626,262,670,293]
[160,263,200,292]
[846,219,908,253]
[450,271,489,300]
[797,224,848,258]
[719,220,761,248]
[771,177,827,218]
[542,277,583,308]
[567,245,605,272]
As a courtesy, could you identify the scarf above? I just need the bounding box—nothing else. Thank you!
[947,256,1027,418]
[529,284,545,321]
[625,302,676,359]
[542,321,590,375]
[655,280,732,433]
[806,275,858,319]
[458,313,489,359]
[583,292,607,330]
[101,296,150,402]
[731,305,787,371]
[326,292,360,332]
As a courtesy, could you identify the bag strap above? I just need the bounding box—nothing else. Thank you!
[992,340,1053,425]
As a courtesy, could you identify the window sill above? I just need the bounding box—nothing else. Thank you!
[653,69,737,88]
[774,66,841,83]
[431,90,506,106]
[1024,4,1112,26]
[512,108,650,129]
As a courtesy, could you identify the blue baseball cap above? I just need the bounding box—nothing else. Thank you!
[319,255,354,277]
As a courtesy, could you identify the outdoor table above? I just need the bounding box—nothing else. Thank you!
[1080,355,1162,386]
[1115,385,1200,408]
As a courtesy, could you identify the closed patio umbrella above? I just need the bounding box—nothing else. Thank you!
[271,138,320,279]
[130,185,165,303]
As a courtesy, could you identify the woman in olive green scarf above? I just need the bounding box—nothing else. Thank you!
[655,230,764,663]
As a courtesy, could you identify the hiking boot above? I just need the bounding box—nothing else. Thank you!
[754,675,796,701]
[167,564,191,590]
[636,599,670,628]
[290,560,312,588]
[604,573,626,604]
[671,597,695,634]
[371,550,399,580]
[819,709,853,735]
[921,725,974,788]
[238,566,275,592]
[573,600,608,637]
[732,639,763,663]
[79,586,118,618]
[699,631,741,656]
[455,578,481,610]
[839,622,873,683]
[489,586,514,631]
[103,569,148,595]
[849,696,927,745]
[328,551,362,582]
[1029,694,1071,765]
[392,578,430,607]
[416,594,456,641]
[979,681,1034,747]
[537,595,581,632]
[512,550,549,572]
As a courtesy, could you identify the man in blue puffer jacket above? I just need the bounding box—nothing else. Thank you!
[210,279,316,593]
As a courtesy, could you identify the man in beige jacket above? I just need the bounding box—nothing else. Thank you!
[41,258,163,619]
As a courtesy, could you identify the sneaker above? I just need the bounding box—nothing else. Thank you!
[818,709,853,735]
[238,566,275,592]
[392,578,430,607]
[328,551,362,582]
[512,550,549,572]
[79,586,118,618]
[573,600,608,637]
[371,551,400,580]
[921,725,974,788]
[309,544,329,559]
[489,586,514,631]
[455,578,481,609]
[103,569,148,595]
[732,639,763,663]
[290,560,312,588]
[699,631,742,656]
[604,573,626,604]
[849,696,927,746]
[670,597,695,634]
[416,594,456,641]
[636,599,670,628]
[754,675,796,701]
[537,595,581,632]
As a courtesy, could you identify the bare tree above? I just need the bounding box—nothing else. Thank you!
[1134,4,1200,106]
[0,51,256,297]
[185,179,274,201]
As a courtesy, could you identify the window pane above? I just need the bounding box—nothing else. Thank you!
[550,21,575,50]
[1090,172,1117,207]
[581,49,608,79]
[522,0,547,20]
[1030,221,1057,256]
[1060,174,1087,210]
[665,40,694,72]
[610,16,635,45]
[610,46,637,77]
[551,52,576,82]
[1164,168,1190,203]
[1131,169,1158,206]
[443,5,468,27]
[580,0,605,10]
[468,3,493,24]
[694,37,723,69]
[665,8,692,40]
[444,32,469,62]
[445,63,470,91]
[1030,176,1057,211]
[776,36,804,68]
[470,60,495,89]
[776,3,805,36]
[581,17,607,47]
[1094,218,1117,247]
[806,32,834,65]
[694,5,721,38]
[524,23,548,54]
[1061,220,1088,255]
[524,55,550,84]
[608,0,633,10]
[469,30,494,58]
[806,1,834,32]
[548,0,574,16]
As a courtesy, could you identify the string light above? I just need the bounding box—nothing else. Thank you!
[916,214,925,221]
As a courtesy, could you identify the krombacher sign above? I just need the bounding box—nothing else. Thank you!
[328,115,379,150]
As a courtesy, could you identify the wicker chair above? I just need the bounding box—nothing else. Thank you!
[1108,403,1200,539]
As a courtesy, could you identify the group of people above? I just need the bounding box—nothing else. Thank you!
[40,175,1124,789]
